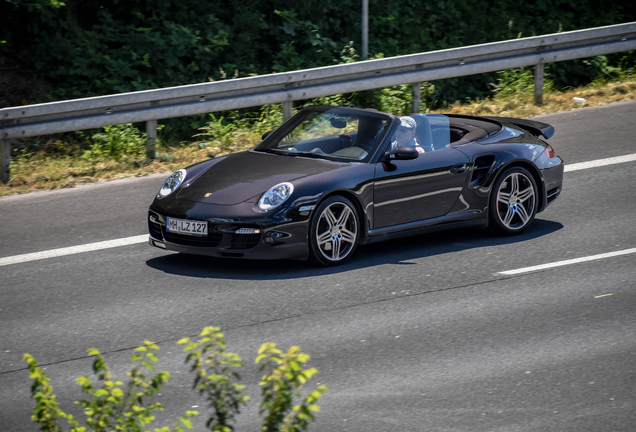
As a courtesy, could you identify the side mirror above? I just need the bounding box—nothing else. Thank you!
[330,118,347,128]
[384,146,419,161]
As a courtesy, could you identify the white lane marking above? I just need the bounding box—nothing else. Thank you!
[496,248,636,276]
[565,153,636,172]
[0,235,148,267]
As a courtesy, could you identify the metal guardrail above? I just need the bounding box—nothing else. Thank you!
[1,21,636,182]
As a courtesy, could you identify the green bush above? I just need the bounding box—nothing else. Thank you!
[24,326,327,432]
[490,67,554,100]
[194,115,239,153]
[83,124,148,163]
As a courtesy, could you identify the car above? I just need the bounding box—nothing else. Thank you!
[148,105,564,266]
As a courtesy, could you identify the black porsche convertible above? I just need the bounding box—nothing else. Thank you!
[148,105,563,266]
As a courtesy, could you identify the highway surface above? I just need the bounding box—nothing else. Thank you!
[1,101,635,431]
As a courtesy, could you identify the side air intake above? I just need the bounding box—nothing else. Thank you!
[470,155,496,187]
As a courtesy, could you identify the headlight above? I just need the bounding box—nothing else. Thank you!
[158,169,187,198]
[258,182,294,211]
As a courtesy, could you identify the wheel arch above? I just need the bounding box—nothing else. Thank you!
[491,160,546,212]
[312,189,368,241]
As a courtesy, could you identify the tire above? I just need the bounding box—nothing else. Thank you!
[488,166,538,235]
[308,195,360,266]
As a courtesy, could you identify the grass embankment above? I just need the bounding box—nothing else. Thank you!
[1,76,635,198]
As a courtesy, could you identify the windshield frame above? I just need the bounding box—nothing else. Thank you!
[254,105,395,164]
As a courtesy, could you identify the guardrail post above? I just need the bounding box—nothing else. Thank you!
[362,0,368,60]
[146,120,157,160]
[412,82,422,113]
[1,139,10,184]
[283,101,293,121]
[534,63,545,105]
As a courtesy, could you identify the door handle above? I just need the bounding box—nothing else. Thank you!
[450,164,467,174]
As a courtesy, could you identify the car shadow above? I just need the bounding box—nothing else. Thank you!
[145,218,564,280]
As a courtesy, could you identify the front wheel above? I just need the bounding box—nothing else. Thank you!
[489,166,538,235]
[308,196,360,266]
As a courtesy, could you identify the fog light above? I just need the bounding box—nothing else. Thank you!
[149,213,165,224]
[263,236,275,244]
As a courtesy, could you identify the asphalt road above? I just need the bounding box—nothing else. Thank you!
[1,101,635,431]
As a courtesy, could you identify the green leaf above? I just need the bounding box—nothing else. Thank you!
[200,326,220,336]
[144,340,160,350]
[75,376,91,386]
[258,342,275,354]
[297,353,310,363]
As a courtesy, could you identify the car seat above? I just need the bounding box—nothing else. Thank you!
[353,117,384,153]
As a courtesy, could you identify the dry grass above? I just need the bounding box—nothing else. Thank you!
[0,129,262,197]
[446,77,636,117]
[2,76,636,198]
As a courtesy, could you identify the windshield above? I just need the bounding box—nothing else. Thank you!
[255,107,391,163]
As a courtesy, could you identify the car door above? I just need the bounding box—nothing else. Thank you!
[372,147,470,229]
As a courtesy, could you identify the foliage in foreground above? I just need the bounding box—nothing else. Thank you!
[24,326,327,432]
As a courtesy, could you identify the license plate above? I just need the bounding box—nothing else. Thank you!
[166,217,208,236]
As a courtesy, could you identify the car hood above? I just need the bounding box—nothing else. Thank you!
[176,151,347,205]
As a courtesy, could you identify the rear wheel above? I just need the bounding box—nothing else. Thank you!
[308,196,360,266]
[489,166,538,235]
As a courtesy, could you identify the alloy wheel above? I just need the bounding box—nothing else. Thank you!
[314,200,358,263]
[496,171,536,231]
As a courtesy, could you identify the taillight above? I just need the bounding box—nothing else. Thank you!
[544,145,556,158]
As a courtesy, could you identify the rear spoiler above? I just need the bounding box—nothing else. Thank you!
[485,116,555,139]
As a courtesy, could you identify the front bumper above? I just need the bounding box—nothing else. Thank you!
[147,209,310,260]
